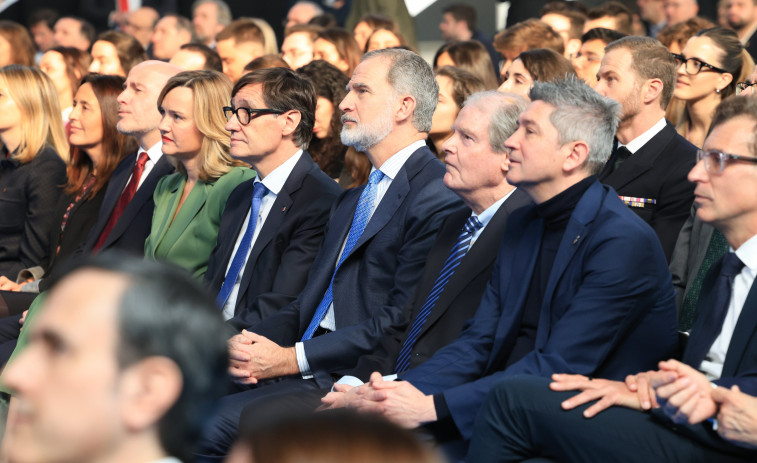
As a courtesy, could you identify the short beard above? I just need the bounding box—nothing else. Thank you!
[728,17,750,30]
[340,108,394,153]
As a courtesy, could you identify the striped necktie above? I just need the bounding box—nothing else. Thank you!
[394,216,483,373]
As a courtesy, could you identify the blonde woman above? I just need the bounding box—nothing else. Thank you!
[0,65,68,279]
[145,70,254,278]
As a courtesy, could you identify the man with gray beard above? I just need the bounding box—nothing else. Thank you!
[194,48,462,461]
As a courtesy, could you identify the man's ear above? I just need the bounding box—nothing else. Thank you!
[281,109,302,138]
[120,356,183,432]
[562,140,590,174]
[395,95,417,125]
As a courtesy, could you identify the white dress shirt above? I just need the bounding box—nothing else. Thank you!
[295,139,427,377]
[221,150,303,320]
[700,233,757,380]
[617,117,666,154]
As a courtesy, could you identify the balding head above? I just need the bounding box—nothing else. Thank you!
[117,60,182,147]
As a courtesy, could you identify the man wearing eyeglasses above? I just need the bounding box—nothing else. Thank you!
[596,36,697,262]
[204,67,341,332]
[466,95,757,463]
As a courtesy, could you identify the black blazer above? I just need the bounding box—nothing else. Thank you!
[79,153,174,255]
[0,146,67,278]
[599,122,697,262]
[347,188,534,380]
[203,152,342,330]
[253,146,463,387]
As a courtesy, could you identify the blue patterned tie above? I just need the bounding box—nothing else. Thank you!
[216,182,268,309]
[394,216,483,373]
[301,169,385,341]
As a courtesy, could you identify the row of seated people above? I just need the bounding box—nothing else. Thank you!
[0,37,756,461]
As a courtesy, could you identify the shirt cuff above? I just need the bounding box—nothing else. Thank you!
[433,393,451,420]
[295,341,313,379]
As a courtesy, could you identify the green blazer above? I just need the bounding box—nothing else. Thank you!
[145,167,255,279]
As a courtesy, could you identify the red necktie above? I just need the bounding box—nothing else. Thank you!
[93,151,149,252]
[118,0,130,13]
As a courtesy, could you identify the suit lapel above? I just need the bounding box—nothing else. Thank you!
[721,281,757,377]
[235,155,315,303]
[91,153,135,239]
[155,179,211,256]
[487,209,542,369]
[102,155,174,248]
[536,181,604,346]
[600,124,675,190]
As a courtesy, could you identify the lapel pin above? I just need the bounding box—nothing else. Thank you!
[282,206,287,212]
[573,235,581,245]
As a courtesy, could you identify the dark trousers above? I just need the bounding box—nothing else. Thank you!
[467,375,756,463]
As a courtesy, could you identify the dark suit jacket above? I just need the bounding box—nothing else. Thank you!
[669,207,716,311]
[599,122,697,262]
[0,146,67,279]
[683,255,757,395]
[252,146,463,386]
[401,180,679,439]
[347,188,533,381]
[204,152,342,330]
[79,153,174,255]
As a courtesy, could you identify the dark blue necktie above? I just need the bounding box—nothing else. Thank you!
[683,251,744,368]
[301,169,385,341]
[394,216,483,373]
[216,182,268,309]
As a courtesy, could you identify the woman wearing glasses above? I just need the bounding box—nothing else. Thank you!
[145,70,254,279]
[673,27,754,147]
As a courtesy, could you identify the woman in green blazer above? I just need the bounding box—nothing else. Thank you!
[145,70,254,278]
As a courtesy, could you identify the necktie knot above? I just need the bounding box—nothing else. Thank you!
[136,151,149,169]
[721,252,745,278]
[612,146,632,172]
[252,181,268,200]
[368,169,385,186]
[463,216,483,234]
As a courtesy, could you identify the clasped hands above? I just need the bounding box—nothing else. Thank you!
[320,372,437,428]
[227,329,298,384]
[552,359,721,424]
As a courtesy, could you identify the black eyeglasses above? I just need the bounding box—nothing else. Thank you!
[671,53,728,75]
[737,81,756,95]
[697,149,757,174]
[223,106,284,125]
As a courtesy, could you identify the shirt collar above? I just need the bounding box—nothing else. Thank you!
[371,139,427,180]
[618,118,666,154]
[474,187,517,227]
[733,233,757,271]
[255,149,303,195]
[141,140,164,164]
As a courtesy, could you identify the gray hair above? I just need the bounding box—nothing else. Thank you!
[464,91,528,153]
[362,48,438,133]
[529,76,620,173]
[192,0,232,26]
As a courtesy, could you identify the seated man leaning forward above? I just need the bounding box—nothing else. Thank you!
[323,76,678,454]
[0,253,229,463]
[466,95,757,463]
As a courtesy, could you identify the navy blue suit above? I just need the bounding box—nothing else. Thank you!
[401,180,679,440]
[467,250,757,463]
[195,145,463,458]
[203,152,342,330]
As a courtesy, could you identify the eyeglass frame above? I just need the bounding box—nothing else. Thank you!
[223,106,285,125]
[736,81,756,95]
[697,149,757,174]
[671,53,729,75]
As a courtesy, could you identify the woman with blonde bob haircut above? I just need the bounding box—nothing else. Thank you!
[145,70,254,278]
[0,65,68,279]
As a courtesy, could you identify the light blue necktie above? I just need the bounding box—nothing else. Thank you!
[301,169,385,340]
[216,182,268,309]
[394,216,483,373]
